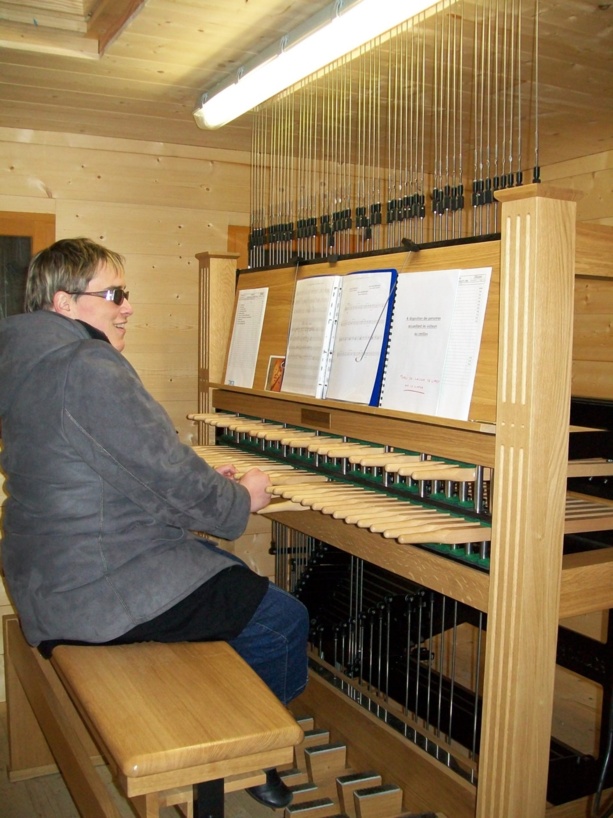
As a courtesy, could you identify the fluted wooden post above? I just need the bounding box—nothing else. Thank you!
[476,185,580,818]
[196,252,238,445]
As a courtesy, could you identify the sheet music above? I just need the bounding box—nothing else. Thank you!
[436,267,492,419]
[224,287,268,388]
[281,276,342,398]
[378,267,491,419]
[325,269,397,404]
[379,269,459,415]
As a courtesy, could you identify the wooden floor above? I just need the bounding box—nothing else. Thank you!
[0,702,276,818]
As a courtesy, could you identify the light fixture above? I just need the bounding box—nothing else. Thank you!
[193,0,439,130]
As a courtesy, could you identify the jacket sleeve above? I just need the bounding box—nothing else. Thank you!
[61,342,251,540]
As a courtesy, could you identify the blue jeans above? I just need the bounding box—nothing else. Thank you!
[229,580,310,705]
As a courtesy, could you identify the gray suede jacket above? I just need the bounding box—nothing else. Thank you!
[0,310,251,646]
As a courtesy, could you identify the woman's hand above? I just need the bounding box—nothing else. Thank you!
[239,468,272,512]
[216,463,238,479]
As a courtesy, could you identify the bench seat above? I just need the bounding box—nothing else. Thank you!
[4,614,303,817]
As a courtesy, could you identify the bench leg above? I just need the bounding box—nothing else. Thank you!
[194,778,225,818]
[4,615,56,778]
[3,615,122,818]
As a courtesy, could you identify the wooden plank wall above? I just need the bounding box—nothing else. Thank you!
[545,152,613,398]
[542,151,613,227]
[0,125,251,442]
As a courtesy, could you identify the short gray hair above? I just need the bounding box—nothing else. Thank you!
[24,237,125,312]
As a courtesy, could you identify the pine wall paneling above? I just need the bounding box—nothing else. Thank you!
[542,150,613,227]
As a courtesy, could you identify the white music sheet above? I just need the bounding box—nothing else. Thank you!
[378,267,491,420]
[281,276,342,398]
[379,269,458,415]
[325,269,396,404]
[224,287,268,388]
[436,268,492,419]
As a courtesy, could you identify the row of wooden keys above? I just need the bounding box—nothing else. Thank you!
[192,413,491,548]
[191,413,613,545]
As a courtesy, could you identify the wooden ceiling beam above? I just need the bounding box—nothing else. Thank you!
[9,0,86,11]
[0,0,146,58]
[0,21,99,58]
[0,2,87,32]
[87,0,146,54]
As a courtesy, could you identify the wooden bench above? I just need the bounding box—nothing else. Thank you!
[3,614,304,817]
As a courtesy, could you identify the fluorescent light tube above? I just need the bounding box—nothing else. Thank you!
[194,0,439,129]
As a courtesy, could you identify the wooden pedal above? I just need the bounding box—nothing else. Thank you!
[294,728,331,769]
[291,782,323,804]
[284,797,338,818]
[296,715,316,731]
[353,783,403,818]
[280,768,311,786]
[336,772,382,818]
[304,743,348,782]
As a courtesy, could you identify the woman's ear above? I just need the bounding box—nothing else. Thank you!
[52,290,76,316]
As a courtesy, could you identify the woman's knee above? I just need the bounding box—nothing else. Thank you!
[265,585,309,642]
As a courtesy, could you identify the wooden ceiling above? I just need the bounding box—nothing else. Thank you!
[0,0,612,162]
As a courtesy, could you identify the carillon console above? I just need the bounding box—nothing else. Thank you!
[196,186,613,818]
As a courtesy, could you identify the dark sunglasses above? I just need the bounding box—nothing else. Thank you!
[68,287,130,305]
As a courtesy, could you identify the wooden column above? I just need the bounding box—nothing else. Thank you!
[476,185,580,818]
[196,252,238,445]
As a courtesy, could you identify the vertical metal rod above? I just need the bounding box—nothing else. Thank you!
[447,599,458,759]
[471,611,484,767]
[404,597,413,722]
[425,593,435,729]
[436,595,446,737]
[415,598,423,721]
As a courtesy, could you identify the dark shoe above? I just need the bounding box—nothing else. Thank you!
[247,768,293,809]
